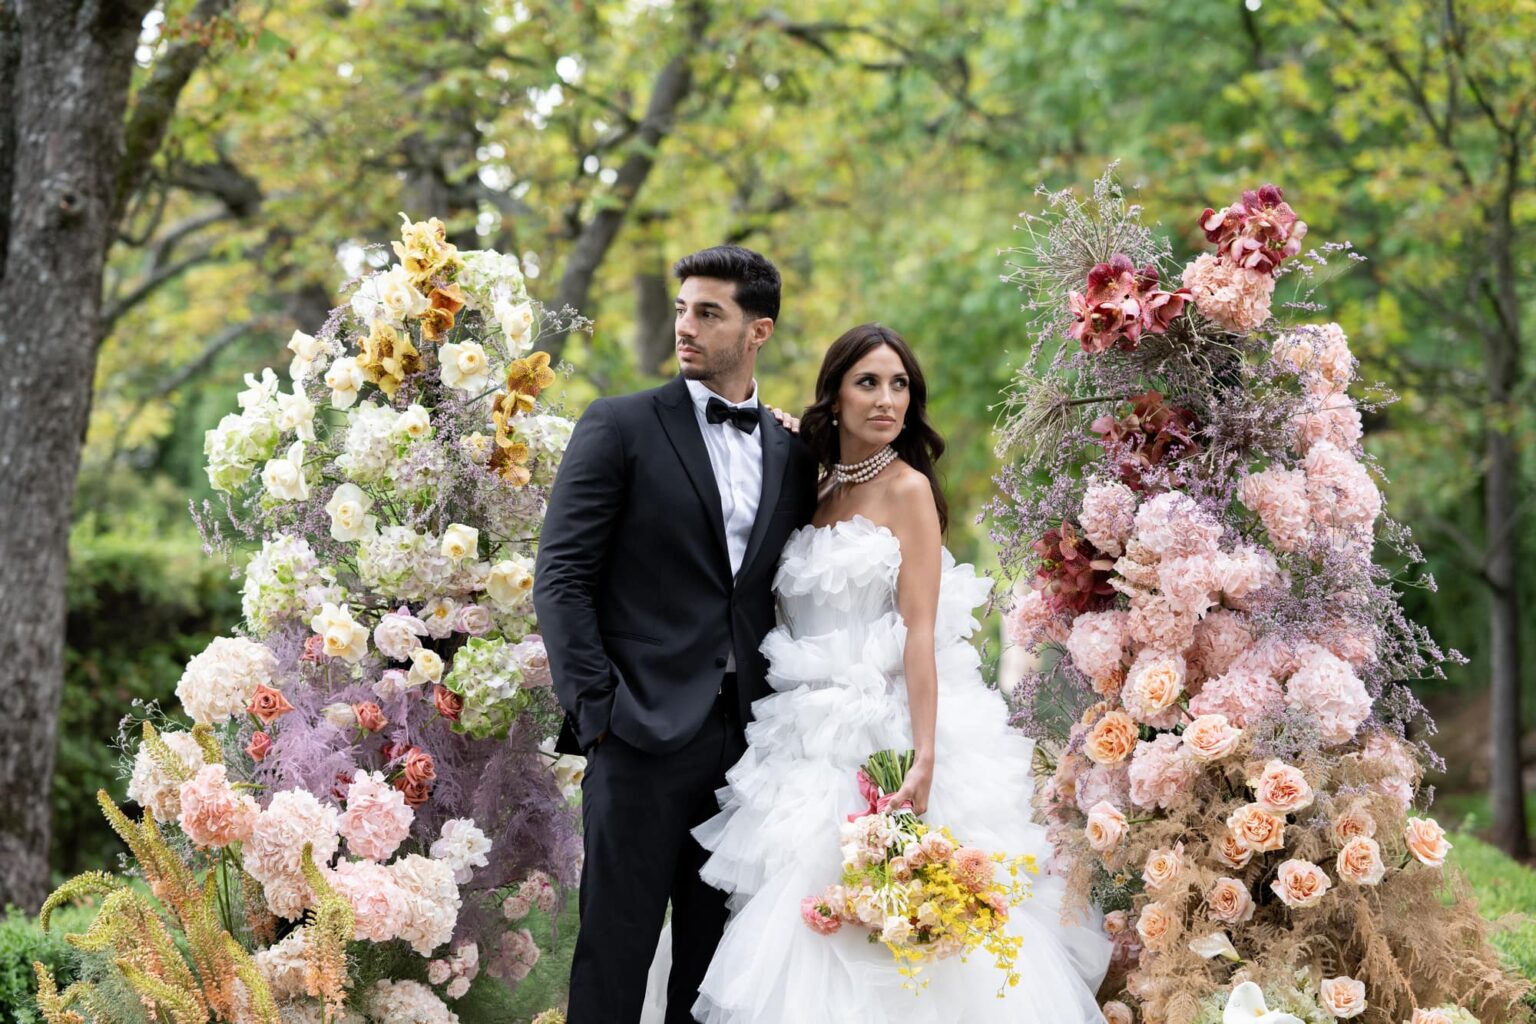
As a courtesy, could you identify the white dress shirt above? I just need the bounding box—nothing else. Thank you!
[685,378,764,583]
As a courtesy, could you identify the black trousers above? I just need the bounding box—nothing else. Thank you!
[568,684,747,1023]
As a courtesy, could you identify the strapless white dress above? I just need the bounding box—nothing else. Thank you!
[649,516,1110,1023]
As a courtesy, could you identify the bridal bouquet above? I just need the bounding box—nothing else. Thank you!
[33,216,581,1024]
[800,750,1037,992]
[991,172,1527,1023]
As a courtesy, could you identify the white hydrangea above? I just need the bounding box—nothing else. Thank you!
[364,979,460,1024]
[204,409,281,493]
[175,636,279,726]
[456,249,529,312]
[336,402,402,484]
[521,414,574,486]
[358,526,455,603]
[126,730,207,823]
[389,854,462,956]
[241,534,345,635]
[254,926,311,1002]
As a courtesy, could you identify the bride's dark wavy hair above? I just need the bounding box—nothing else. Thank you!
[801,323,948,532]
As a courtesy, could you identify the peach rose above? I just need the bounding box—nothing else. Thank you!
[1213,831,1253,869]
[393,775,431,807]
[1335,836,1386,885]
[1204,876,1255,924]
[1123,655,1184,723]
[1406,817,1451,867]
[353,701,388,733]
[1271,858,1331,908]
[1183,714,1242,762]
[1141,845,1184,893]
[248,684,295,726]
[1134,901,1178,953]
[1318,975,1366,1019]
[1103,910,1130,936]
[1102,1001,1134,1024]
[1253,759,1314,816]
[1085,711,1139,764]
[1227,803,1286,853]
[1085,801,1129,852]
[1331,803,1377,846]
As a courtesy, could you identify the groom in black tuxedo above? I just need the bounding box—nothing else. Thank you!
[534,245,819,1022]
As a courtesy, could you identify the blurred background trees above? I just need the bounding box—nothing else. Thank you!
[3,0,1531,911]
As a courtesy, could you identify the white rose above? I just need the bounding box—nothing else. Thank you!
[487,557,535,607]
[287,330,328,381]
[408,648,444,687]
[275,387,316,441]
[373,608,427,661]
[494,298,535,353]
[420,597,460,639]
[376,265,430,321]
[438,341,492,393]
[321,702,357,730]
[441,524,479,563]
[326,356,366,409]
[324,483,376,542]
[310,602,369,663]
[879,915,913,945]
[394,404,432,441]
[261,441,310,501]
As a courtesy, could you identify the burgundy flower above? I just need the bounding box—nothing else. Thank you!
[1068,255,1191,354]
[1199,184,1307,275]
[394,775,432,807]
[1031,522,1117,616]
[1091,391,1202,491]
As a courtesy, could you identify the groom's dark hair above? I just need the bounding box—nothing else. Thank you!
[673,245,781,323]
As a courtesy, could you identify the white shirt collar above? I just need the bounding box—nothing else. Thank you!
[685,377,759,414]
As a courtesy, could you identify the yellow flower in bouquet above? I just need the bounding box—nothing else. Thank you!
[392,212,464,289]
[357,320,422,399]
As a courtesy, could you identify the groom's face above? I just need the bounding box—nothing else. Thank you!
[675,276,770,385]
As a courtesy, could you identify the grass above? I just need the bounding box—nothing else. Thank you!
[1448,830,1536,981]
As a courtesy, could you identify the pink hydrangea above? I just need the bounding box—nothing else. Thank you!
[1127,593,1198,652]
[177,764,259,848]
[364,979,459,1024]
[1182,251,1276,333]
[1240,466,1313,552]
[1132,491,1220,561]
[1157,554,1221,618]
[339,770,415,862]
[1080,481,1138,557]
[1189,609,1253,680]
[1188,664,1284,728]
[487,927,541,982]
[1304,442,1382,534]
[1074,763,1131,815]
[1005,587,1065,649]
[1286,645,1371,746]
[1274,322,1353,391]
[1127,733,1199,810]
[1212,544,1283,608]
[1065,610,1130,682]
[328,859,411,942]
[389,853,462,956]
[1359,730,1419,808]
[1294,397,1363,454]
[126,730,207,823]
[244,789,341,920]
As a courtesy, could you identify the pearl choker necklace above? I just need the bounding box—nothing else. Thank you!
[834,444,898,485]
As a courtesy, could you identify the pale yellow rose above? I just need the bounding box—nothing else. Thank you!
[408,648,444,687]
[395,404,432,441]
[440,523,479,563]
[439,340,492,393]
[310,602,368,663]
[375,265,430,321]
[1226,803,1286,853]
[287,329,327,381]
[487,556,535,607]
[1335,836,1386,885]
[495,297,536,352]
[325,355,366,409]
[1270,858,1331,908]
[1406,817,1451,867]
[1085,710,1139,764]
[261,441,309,501]
[1319,976,1366,1019]
[1204,876,1255,924]
[325,483,376,542]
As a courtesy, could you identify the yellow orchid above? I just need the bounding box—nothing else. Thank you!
[392,212,464,289]
[420,282,467,341]
[488,438,533,486]
[357,320,422,399]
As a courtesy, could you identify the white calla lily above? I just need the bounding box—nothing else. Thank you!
[1222,982,1303,1024]
[1188,931,1242,962]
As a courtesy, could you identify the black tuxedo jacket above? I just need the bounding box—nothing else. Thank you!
[534,376,820,756]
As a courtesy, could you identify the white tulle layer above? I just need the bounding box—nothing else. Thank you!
[676,518,1111,1023]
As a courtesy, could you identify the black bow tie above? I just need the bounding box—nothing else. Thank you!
[705,396,759,434]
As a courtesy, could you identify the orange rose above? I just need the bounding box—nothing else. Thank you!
[1405,817,1451,867]
[1134,901,1178,953]
[353,702,388,733]
[402,749,436,786]
[1085,711,1139,764]
[248,684,295,726]
[1204,876,1255,924]
[1213,831,1253,869]
[1270,858,1331,908]
[433,684,464,722]
[1335,836,1385,885]
[245,730,273,762]
[1252,759,1314,815]
[394,775,431,807]
[1226,803,1286,853]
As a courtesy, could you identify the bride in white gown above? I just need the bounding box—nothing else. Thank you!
[646,324,1110,1023]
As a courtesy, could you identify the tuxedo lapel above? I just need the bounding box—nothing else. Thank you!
[737,407,789,583]
[654,377,730,569]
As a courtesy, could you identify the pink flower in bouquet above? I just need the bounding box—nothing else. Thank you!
[1226,803,1286,853]
[395,776,432,808]
[445,976,470,1000]
[1271,858,1331,908]
[339,770,415,862]
[1211,546,1283,610]
[1240,466,1313,552]
[1331,802,1377,846]
[1304,441,1382,535]
[1187,662,1283,728]
[1068,254,1144,354]
[513,635,553,688]
[328,858,411,942]
[1213,831,1254,870]
[301,634,329,662]
[1410,1010,1455,1024]
[488,927,540,981]
[1122,651,1185,726]
[518,869,560,914]
[1127,593,1198,654]
[919,831,956,862]
[1134,901,1178,953]
[1358,730,1418,808]
[177,764,259,848]
[1127,734,1199,810]
[1005,587,1064,649]
[1285,645,1370,746]
[1318,976,1367,1019]
[952,846,995,891]
[1294,396,1364,454]
[1181,252,1276,333]
[1074,763,1131,815]
[390,853,462,956]
[1065,610,1130,684]
[1141,844,1184,893]
[427,959,452,985]
[1032,522,1117,615]
[1406,817,1452,867]
[1084,801,1128,852]
[1138,273,1193,335]
[455,604,494,636]
[800,895,843,935]
[1093,396,1204,493]
[1205,876,1255,924]
[1084,710,1139,765]
[501,891,532,921]
[245,789,341,919]
[432,685,464,722]
[373,606,428,661]
[1182,714,1243,763]
[1336,836,1386,885]
[1157,554,1221,619]
[1080,480,1138,557]
[354,701,388,733]
[245,730,273,762]
[374,668,412,700]
[1252,759,1315,816]
[1198,183,1307,275]
[1324,624,1378,670]
[1133,489,1222,561]
[248,683,295,726]
[1102,1001,1135,1024]
[1188,610,1252,680]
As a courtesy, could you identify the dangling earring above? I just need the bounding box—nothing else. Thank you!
[832,414,838,426]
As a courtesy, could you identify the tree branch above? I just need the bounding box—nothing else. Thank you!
[100,246,217,332]
[112,0,238,229]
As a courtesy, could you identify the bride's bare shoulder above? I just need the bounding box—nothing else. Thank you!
[880,464,939,529]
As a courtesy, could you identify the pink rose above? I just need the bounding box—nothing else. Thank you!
[1205,876,1254,924]
[1252,759,1314,816]
[245,730,273,762]
[402,749,437,786]
[427,959,452,985]
[1318,976,1366,1019]
[1271,858,1332,908]
[1122,652,1185,725]
[1084,801,1128,853]
[1227,803,1286,853]
[353,701,388,733]
[1102,1001,1135,1024]
[445,976,470,1000]
[1331,804,1377,846]
[394,776,431,807]
[1410,1011,1454,1024]
[1134,901,1178,953]
[1336,836,1386,885]
[1141,845,1184,893]
[1406,817,1451,867]
[248,684,295,726]
[1183,714,1242,763]
[1213,831,1253,870]
[455,604,494,636]
[433,685,464,722]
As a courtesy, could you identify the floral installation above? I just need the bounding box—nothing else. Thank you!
[34,216,584,1023]
[990,172,1526,1023]
[800,750,1038,993]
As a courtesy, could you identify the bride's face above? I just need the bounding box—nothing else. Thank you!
[834,344,910,453]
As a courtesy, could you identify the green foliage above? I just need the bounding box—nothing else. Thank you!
[1449,832,1536,984]
[0,903,96,1023]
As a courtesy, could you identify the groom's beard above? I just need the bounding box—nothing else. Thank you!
[679,327,750,382]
